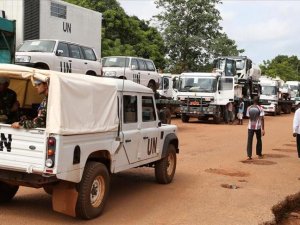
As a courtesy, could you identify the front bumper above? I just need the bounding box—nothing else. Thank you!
[180,105,217,117]
[15,62,36,68]
[261,104,276,113]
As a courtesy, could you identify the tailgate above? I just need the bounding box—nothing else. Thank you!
[0,125,47,174]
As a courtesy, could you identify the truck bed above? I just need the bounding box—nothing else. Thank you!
[0,124,46,174]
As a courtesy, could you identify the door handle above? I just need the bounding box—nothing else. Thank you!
[125,139,131,143]
[69,60,72,62]
[84,62,88,65]
[143,136,149,140]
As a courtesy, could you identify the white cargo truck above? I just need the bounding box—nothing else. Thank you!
[213,56,261,98]
[177,72,243,123]
[259,76,293,115]
[0,64,179,219]
[0,0,102,56]
[285,81,300,101]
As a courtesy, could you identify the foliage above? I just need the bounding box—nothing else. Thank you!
[155,0,244,73]
[260,55,300,81]
[64,0,166,69]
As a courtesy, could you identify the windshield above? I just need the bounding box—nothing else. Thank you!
[262,86,276,95]
[17,40,56,52]
[102,57,129,67]
[236,60,245,70]
[179,77,217,92]
[290,85,299,91]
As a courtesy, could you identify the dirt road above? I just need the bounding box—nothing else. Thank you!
[0,114,299,225]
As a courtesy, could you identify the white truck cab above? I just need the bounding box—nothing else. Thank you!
[0,64,179,219]
[158,73,180,99]
[15,39,102,76]
[102,56,160,92]
[285,81,300,100]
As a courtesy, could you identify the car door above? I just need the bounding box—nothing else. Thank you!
[68,44,85,74]
[217,77,234,105]
[122,94,141,164]
[81,46,100,75]
[139,95,160,161]
[55,42,72,73]
[130,58,140,84]
[137,59,148,86]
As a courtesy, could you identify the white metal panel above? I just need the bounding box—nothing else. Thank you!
[39,0,102,58]
[0,125,46,173]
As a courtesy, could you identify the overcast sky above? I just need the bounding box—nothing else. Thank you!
[118,0,300,65]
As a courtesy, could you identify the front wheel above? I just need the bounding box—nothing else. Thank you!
[181,114,190,123]
[76,162,110,219]
[0,181,19,203]
[155,144,177,184]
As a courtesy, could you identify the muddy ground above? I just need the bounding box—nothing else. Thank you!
[0,113,299,225]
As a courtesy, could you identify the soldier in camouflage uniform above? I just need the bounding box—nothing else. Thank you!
[12,80,48,129]
[0,77,18,124]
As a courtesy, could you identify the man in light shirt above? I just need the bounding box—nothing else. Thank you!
[292,104,300,158]
[246,96,265,160]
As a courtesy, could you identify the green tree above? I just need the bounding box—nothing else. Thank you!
[155,0,243,73]
[260,55,300,81]
[64,0,166,69]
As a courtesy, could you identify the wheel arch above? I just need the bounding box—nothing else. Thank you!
[86,70,97,76]
[161,133,179,158]
[34,62,50,70]
[86,150,112,173]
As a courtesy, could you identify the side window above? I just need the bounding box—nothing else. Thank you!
[69,44,83,59]
[145,61,155,71]
[123,95,138,123]
[163,77,169,89]
[131,58,139,70]
[142,96,156,122]
[56,42,69,57]
[219,78,233,90]
[137,59,147,71]
[81,47,96,61]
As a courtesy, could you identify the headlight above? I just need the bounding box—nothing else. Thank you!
[104,71,117,77]
[15,55,31,63]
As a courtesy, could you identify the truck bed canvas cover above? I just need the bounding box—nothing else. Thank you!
[0,64,119,135]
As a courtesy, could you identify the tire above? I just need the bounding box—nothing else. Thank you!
[76,162,110,219]
[155,144,177,184]
[86,71,97,76]
[213,106,222,124]
[147,81,157,92]
[277,106,281,115]
[43,185,53,195]
[0,181,19,203]
[181,114,189,123]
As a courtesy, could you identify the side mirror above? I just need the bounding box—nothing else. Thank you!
[131,64,137,70]
[56,50,64,56]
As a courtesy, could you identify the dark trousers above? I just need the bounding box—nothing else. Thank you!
[296,134,300,158]
[247,129,262,158]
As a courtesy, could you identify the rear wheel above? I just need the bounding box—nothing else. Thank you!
[76,162,110,219]
[0,181,19,203]
[147,81,157,92]
[155,144,177,184]
[181,114,190,123]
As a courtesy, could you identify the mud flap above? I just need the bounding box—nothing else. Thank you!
[52,181,78,217]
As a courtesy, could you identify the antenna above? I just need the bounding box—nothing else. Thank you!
[118,57,127,141]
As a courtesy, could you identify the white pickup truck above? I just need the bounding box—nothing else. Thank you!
[0,64,179,219]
